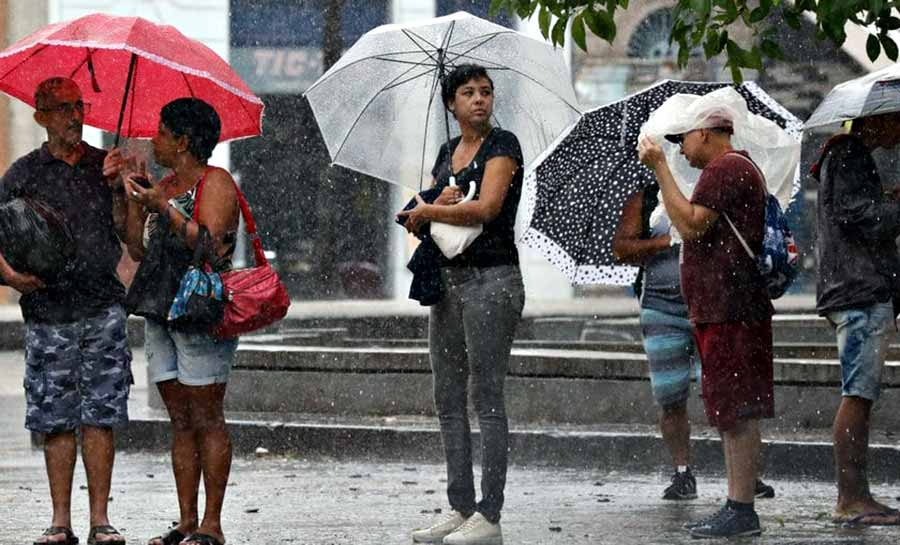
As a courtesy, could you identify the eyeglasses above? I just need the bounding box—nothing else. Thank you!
[38,101,90,115]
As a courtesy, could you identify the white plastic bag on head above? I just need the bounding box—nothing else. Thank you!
[638,86,801,209]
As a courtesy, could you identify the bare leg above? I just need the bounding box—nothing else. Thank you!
[659,401,691,467]
[151,380,200,543]
[81,426,124,542]
[721,428,733,498]
[721,419,759,503]
[37,432,76,544]
[833,396,893,515]
[186,383,230,545]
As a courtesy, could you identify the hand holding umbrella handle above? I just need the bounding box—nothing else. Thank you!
[449,175,476,204]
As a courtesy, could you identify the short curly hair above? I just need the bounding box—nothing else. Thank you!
[440,64,494,112]
[160,98,221,162]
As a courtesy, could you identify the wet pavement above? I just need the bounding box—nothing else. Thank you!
[2,448,900,544]
[2,351,900,544]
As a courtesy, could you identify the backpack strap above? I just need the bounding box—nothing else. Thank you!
[193,167,268,268]
[722,213,756,260]
[721,152,766,261]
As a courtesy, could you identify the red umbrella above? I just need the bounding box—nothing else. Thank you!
[0,13,263,144]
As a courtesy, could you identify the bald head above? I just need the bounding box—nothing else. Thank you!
[34,77,80,110]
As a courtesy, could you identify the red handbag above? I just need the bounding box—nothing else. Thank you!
[193,172,290,338]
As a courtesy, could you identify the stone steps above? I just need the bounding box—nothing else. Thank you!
[144,344,900,432]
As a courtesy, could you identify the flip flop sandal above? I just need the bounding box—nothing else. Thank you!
[181,533,224,545]
[33,527,79,545]
[148,529,185,545]
[87,525,125,545]
[833,509,900,527]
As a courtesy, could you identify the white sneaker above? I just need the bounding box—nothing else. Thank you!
[412,510,469,543]
[442,512,503,545]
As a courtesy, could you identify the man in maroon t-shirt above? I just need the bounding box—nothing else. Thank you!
[638,116,773,539]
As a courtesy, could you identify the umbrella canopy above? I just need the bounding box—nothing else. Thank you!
[304,11,581,190]
[518,80,802,286]
[0,13,263,142]
[804,62,900,130]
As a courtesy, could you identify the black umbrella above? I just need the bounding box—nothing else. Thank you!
[518,79,802,285]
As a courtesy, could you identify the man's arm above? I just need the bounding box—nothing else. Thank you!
[638,137,718,241]
[0,250,45,294]
[0,158,46,294]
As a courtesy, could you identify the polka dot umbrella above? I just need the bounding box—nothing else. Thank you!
[517,79,802,286]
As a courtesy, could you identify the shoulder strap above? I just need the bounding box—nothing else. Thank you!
[722,213,756,260]
[721,152,766,260]
[192,167,268,268]
[727,151,767,191]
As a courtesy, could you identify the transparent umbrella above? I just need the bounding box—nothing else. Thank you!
[804,62,900,130]
[304,11,581,193]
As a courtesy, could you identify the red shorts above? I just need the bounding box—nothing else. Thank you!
[694,320,774,430]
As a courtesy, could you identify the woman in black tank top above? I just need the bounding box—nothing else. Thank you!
[123,98,240,545]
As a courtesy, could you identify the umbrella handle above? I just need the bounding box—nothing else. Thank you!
[449,176,477,203]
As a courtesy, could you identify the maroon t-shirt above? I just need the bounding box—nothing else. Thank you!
[681,151,774,324]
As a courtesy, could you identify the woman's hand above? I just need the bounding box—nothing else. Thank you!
[396,194,430,235]
[434,186,464,206]
[124,174,167,214]
[102,148,138,189]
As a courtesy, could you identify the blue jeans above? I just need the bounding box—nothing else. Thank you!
[429,265,525,523]
[827,301,894,401]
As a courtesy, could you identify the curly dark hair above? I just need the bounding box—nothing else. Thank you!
[160,98,221,162]
[440,64,494,113]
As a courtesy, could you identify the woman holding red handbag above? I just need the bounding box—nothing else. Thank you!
[123,98,239,545]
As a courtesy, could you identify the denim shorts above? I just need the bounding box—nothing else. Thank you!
[145,318,238,386]
[23,305,132,433]
[639,307,699,408]
[827,301,894,401]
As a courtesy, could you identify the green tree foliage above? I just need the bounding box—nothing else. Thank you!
[490,0,900,82]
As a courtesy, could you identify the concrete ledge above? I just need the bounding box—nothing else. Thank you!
[228,345,900,385]
[116,416,900,482]
[144,346,900,430]
[583,315,839,344]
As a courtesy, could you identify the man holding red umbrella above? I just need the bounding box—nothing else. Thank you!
[0,77,132,545]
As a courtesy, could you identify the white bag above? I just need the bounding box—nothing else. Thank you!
[429,175,482,259]
[430,221,482,259]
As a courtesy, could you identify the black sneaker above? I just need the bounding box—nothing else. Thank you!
[689,506,762,539]
[663,469,697,500]
[683,506,726,531]
[755,479,775,499]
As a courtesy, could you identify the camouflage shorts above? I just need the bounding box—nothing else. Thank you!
[24,305,133,433]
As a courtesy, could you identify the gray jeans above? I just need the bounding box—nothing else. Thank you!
[429,265,525,523]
